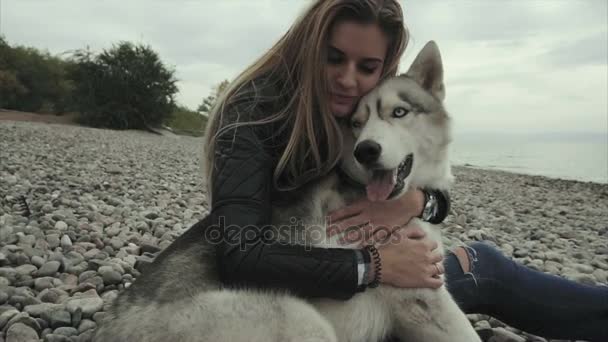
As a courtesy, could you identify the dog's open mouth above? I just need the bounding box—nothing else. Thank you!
[366,154,414,202]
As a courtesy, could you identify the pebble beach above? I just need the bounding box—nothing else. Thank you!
[1,121,607,342]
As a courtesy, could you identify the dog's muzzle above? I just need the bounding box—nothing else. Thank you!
[354,140,381,167]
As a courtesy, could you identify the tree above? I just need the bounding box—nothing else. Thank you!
[197,79,230,115]
[69,41,178,129]
[0,36,73,113]
[0,70,28,109]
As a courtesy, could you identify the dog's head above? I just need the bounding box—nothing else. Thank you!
[340,41,454,201]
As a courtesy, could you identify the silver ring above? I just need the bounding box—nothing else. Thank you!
[434,263,442,275]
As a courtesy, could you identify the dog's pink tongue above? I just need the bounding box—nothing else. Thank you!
[366,170,395,202]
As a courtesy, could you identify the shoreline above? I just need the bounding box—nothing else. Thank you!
[453,164,608,186]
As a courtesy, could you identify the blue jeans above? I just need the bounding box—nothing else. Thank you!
[444,242,608,341]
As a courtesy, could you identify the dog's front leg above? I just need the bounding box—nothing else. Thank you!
[388,287,481,342]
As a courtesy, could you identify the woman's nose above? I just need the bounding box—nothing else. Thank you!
[336,63,357,90]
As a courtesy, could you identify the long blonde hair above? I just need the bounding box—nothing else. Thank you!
[204,0,409,197]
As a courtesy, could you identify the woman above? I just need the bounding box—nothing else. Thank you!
[202,0,607,341]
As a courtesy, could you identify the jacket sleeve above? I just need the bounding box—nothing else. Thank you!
[209,114,363,300]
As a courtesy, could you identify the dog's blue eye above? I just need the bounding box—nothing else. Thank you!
[352,121,361,129]
[393,107,409,118]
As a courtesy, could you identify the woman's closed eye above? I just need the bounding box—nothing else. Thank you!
[328,47,344,64]
[359,63,379,74]
[328,47,380,74]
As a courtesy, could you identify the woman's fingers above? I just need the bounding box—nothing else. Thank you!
[436,262,445,275]
[425,276,444,289]
[402,225,426,239]
[351,225,395,247]
[327,201,364,223]
[430,262,445,276]
[430,251,444,265]
[338,224,373,245]
[327,216,368,238]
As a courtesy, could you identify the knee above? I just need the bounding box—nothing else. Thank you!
[452,241,514,279]
[471,241,516,278]
[467,241,504,260]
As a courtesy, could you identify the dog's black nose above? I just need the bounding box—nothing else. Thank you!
[354,140,382,166]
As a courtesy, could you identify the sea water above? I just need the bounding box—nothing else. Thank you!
[451,133,608,184]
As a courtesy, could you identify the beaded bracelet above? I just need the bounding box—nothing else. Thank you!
[364,244,382,288]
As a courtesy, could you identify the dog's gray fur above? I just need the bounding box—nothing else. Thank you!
[93,41,480,342]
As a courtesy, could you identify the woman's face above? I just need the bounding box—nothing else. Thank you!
[326,20,389,118]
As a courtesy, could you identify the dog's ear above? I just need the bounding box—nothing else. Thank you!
[402,41,445,101]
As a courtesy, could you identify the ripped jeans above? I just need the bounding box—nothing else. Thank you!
[444,242,608,342]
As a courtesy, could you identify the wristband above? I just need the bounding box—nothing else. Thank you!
[364,245,381,288]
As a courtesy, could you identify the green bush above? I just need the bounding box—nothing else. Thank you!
[68,42,178,130]
[0,36,74,113]
[165,105,207,136]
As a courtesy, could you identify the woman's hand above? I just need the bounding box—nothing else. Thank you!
[372,225,445,289]
[326,188,426,241]
[325,188,444,289]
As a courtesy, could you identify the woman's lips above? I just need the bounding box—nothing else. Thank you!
[331,93,357,104]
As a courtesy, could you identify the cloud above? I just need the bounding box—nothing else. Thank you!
[3,0,307,108]
[541,29,608,67]
[396,0,607,134]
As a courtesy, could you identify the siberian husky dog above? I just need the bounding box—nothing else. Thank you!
[93,41,480,342]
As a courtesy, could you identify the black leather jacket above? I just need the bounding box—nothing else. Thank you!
[208,79,450,300]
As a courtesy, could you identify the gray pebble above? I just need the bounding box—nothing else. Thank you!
[8,295,41,309]
[104,223,121,238]
[98,268,121,286]
[54,222,68,231]
[0,307,20,330]
[77,329,95,342]
[41,327,53,338]
[0,291,8,304]
[77,319,96,334]
[0,277,10,287]
[71,308,82,328]
[92,312,106,324]
[0,252,7,266]
[43,334,71,342]
[64,290,104,317]
[37,289,68,304]
[34,277,57,292]
[14,265,37,277]
[0,268,17,281]
[30,256,45,268]
[109,238,124,250]
[60,236,72,249]
[573,263,594,274]
[23,303,64,318]
[5,322,39,342]
[513,249,528,258]
[5,312,41,333]
[63,252,84,266]
[40,309,71,329]
[37,262,61,277]
[46,235,61,250]
[52,326,78,337]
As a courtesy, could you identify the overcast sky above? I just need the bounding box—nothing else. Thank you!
[2,0,607,136]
